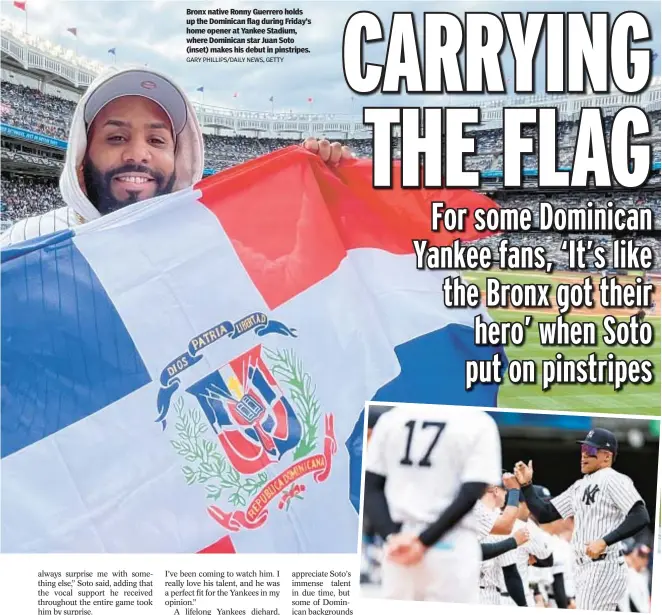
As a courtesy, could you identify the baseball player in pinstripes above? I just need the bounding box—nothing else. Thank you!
[478,482,532,606]
[480,534,521,606]
[513,428,650,611]
[474,478,523,540]
[495,481,554,607]
[363,404,502,602]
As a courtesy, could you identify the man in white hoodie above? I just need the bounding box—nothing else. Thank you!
[1,66,350,246]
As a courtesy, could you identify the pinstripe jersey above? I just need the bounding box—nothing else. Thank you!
[474,500,500,540]
[0,207,84,247]
[550,467,643,561]
[508,519,551,605]
[480,532,519,591]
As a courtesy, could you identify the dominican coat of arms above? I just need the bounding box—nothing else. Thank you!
[155,312,336,531]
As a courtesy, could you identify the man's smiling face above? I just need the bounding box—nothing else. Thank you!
[79,96,177,214]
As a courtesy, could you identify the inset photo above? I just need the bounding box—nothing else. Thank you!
[360,404,658,612]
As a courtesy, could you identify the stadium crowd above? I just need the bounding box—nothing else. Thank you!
[0,174,62,220]
[0,82,76,141]
[1,80,660,271]
[2,79,658,168]
[203,135,374,170]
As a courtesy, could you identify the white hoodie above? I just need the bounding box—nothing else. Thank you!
[1,66,204,247]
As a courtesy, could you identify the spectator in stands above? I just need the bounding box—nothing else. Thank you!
[1,78,659,273]
[0,82,76,141]
[1,174,63,220]
[1,67,351,246]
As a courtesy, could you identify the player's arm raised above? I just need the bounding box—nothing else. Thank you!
[491,473,524,535]
[515,461,563,523]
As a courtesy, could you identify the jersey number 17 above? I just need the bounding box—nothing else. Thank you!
[400,420,447,468]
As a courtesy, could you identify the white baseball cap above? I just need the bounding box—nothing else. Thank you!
[84,69,188,137]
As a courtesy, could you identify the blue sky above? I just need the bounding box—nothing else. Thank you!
[2,0,660,114]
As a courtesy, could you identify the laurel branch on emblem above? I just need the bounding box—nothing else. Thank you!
[169,347,321,508]
[263,347,321,460]
[168,398,267,506]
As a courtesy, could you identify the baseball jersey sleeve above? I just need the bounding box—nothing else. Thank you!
[494,540,519,567]
[364,410,391,477]
[461,412,502,486]
[524,522,552,559]
[0,218,27,247]
[475,501,500,539]
[606,472,643,514]
[550,481,578,519]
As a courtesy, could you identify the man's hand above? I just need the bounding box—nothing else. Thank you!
[384,532,414,560]
[586,538,607,560]
[514,460,534,485]
[502,472,520,490]
[384,533,426,566]
[302,137,353,165]
[568,599,577,609]
[514,527,531,547]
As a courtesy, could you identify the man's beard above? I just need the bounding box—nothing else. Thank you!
[82,156,176,215]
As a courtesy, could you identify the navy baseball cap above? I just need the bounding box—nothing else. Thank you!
[532,485,551,501]
[577,428,618,455]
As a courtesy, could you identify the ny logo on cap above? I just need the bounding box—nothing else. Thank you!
[587,430,594,439]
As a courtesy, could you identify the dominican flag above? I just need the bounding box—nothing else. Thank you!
[1,147,504,553]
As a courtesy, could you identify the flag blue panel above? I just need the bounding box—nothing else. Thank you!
[1,232,151,457]
[373,325,505,408]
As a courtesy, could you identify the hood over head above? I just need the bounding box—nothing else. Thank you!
[60,65,204,221]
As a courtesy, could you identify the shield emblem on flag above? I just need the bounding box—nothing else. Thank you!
[186,344,302,475]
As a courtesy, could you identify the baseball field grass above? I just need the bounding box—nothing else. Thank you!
[463,270,661,416]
